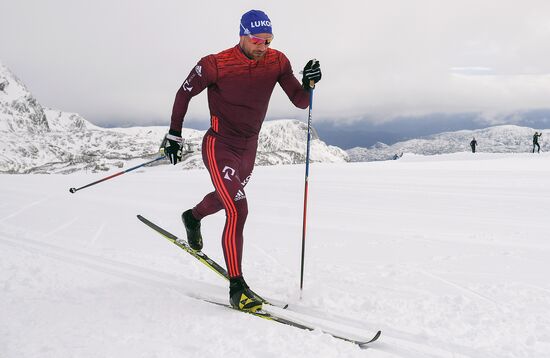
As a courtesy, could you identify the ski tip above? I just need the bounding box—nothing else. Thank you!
[358,330,382,348]
[136,215,148,223]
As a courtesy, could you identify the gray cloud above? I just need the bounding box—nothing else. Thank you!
[1,0,550,127]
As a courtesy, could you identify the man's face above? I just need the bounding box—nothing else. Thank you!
[239,33,273,60]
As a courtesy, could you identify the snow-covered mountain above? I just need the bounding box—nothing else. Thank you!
[0,62,348,174]
[348,125,549,162]
[0,63,49,133]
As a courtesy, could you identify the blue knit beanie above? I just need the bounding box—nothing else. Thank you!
[239,10,272,36]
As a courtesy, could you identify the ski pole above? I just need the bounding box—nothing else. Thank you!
[69,155,166,194]
[300,76,316,295]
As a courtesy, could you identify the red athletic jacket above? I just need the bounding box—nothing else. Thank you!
[170,45,309,139]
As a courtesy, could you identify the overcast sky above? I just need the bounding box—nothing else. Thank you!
[2,0,550,128]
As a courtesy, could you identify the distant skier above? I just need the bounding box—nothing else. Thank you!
[161,10,321,312]
[470,137,477,153]
[533,132,542,153]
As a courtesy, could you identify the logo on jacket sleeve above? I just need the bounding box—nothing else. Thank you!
[182,79,193,92]
[195,65,202,77]
[182,69,200,92]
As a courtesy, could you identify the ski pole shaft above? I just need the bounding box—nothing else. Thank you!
[69,155,166,194]
[300,79,315,294]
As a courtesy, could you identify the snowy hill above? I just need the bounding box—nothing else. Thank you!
[0,62,347,174]
[348,125,549,162]
[0,62,49,133]
[1,152,550,358]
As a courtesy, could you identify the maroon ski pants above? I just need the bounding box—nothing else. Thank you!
[191,130,258,278]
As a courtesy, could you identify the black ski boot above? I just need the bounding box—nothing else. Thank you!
[182,209,203,251]
[229,277,262,312]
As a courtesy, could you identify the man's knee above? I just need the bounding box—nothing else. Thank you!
[220,187,248,216]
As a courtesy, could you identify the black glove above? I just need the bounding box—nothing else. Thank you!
[302,59,322,90]
[162,129,183,165]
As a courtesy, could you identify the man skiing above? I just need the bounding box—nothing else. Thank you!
[162,10,321,312]
[470,137,477,153]
[533,132,542,153]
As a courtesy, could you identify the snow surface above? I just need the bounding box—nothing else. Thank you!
[1,152,550,358]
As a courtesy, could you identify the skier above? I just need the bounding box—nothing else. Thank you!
[162,10,321,312]
[470,137,477,153]
[532,132,542,153]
